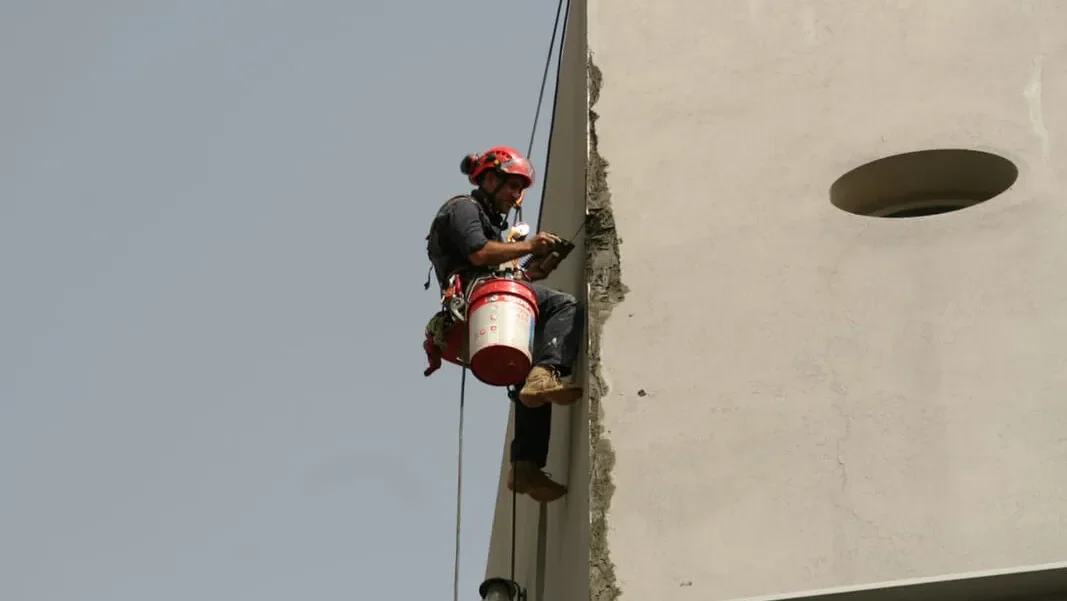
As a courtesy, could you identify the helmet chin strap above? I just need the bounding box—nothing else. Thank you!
[479,171,526,227]
[490,180,507,202]
[479,176,511,218]
[513,189,525,224]
[494,177,527,226]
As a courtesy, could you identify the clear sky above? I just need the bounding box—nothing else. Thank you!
[1,2,561,599]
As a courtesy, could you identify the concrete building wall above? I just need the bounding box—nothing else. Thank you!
[484,1,1067,600]
[589,0,1067,600]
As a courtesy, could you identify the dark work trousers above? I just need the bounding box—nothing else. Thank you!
[510,282,582,468]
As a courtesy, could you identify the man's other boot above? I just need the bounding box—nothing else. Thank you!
[508,461,567,503]
[518,365,583,408]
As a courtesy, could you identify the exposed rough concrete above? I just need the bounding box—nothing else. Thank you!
[586,48,628,601]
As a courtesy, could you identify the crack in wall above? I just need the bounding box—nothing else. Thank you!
[586,49,628,601]
[828,362,880,545]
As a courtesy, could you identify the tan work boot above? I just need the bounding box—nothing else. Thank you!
[518,365,583,408]
[508,461,567,503]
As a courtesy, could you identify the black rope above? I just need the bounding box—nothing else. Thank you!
[515,0,567,227]
[533,0,571,235]
[512,390,520,589]
[525,0,565,163]
[510,490,517,583]
[453,364,467,601]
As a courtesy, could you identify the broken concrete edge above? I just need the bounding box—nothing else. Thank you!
[586,48,628,601]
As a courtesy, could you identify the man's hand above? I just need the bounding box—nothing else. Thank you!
[468,231,561,266]
[523,263,549,281]
[527,231,561,257]
[522,255,557,281]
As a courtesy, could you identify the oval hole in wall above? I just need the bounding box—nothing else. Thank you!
[830,149,1019,218]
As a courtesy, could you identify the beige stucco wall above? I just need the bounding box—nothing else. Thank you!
[588,0,1067,600]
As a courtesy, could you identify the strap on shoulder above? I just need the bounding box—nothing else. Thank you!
[424,194,478,290]
[426,194,476,240]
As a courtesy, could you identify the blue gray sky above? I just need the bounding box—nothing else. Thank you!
[2,3,561,599]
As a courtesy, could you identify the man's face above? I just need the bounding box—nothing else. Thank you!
[484,172,528,214]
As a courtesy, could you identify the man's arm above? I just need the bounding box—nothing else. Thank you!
[448,200,532,266]
[470,240,534,266]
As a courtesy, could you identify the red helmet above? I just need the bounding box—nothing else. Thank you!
[460,146,535,188]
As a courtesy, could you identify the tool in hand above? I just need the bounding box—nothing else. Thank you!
[530,238,574,273]
[515,219,584,276]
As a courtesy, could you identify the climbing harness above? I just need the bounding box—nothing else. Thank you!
[428,0,572,599]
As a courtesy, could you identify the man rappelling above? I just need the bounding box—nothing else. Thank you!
[424,145,582,503]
